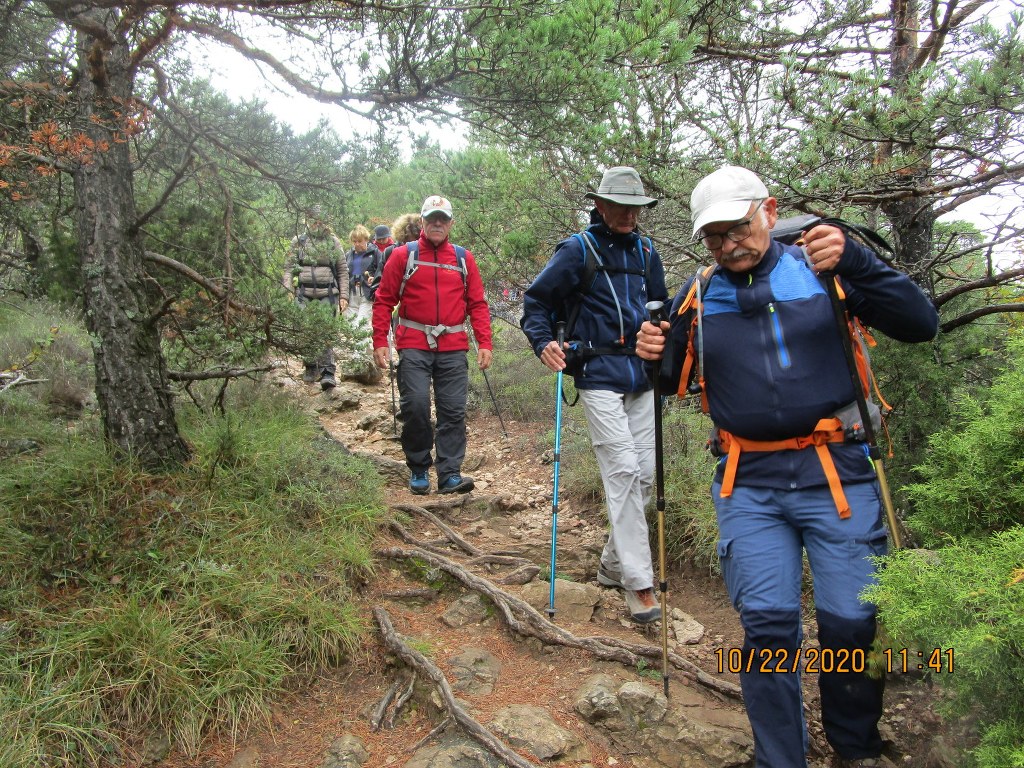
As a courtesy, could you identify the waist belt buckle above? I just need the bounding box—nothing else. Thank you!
[425,324,445,349]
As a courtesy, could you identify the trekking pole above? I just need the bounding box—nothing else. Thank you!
[469,329,508,438]
[547,322,567,621]
[646,300,671,697]
[819,269,904,549]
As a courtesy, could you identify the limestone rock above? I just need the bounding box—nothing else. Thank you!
[521,579,600,623]
[448,647,501,695]
[670,608,705,645]
[321,734,369,768]
[489,704,588,761]
[441,592,490,628]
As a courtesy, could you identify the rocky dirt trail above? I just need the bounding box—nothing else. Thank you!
[162,363,957,768]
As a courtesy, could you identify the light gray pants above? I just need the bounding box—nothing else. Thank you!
[578,388,656,591]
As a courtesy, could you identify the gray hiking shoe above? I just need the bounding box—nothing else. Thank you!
[320,374,336,391]
[624,587,661,624]
[302,365,318,384]
[596,564,623,588]
[438,474,474,494]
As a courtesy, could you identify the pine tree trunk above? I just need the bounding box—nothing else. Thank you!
[71,22,190,468]
[881,0,936,281]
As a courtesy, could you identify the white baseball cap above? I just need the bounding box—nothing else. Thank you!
[421,195,453,219]
[690,165,770,237]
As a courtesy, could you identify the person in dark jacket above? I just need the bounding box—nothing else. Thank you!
[345,224,384,331]
[283,206,349,390]
[636,165,939,768]
[520,166,668,624]
[371,196,493,496]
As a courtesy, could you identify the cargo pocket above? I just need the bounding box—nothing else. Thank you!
[717,538,742,611]
[852,526,889,559]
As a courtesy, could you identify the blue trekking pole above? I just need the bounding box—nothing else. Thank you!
[547,321,567,621]
[646,300,671,697]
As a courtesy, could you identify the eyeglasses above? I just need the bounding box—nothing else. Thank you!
[698,200,765,250]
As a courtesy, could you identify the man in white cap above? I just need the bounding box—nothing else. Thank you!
[520,166,668,624]
[635,165,938,767]
[371,195,492,495]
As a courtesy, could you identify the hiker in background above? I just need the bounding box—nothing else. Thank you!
[636,165,938,768]
[520,166,668,624]
[283,205,348,391]
[346,224,384,330]
[373,224,394,256]
[371,195,493,496]
[383,213,422,266]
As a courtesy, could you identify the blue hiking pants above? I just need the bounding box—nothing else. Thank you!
[397,348,468,481]
[713,481,888,767]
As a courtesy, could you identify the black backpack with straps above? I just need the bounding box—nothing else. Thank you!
[560,231,653,365]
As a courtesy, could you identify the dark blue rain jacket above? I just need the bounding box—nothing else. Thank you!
[520,215,668,394]
[660,237,938,489]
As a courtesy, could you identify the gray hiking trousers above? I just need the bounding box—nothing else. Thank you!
[397,348,468,481]
[578,388,656,591]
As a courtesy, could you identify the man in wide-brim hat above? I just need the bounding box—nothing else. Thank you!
[520,166,668,624]
[585,165,659,208]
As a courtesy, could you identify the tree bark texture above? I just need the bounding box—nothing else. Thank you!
[72,19,190,467]
[882,0,937,280]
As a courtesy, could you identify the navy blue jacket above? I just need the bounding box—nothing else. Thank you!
[662,237,938,489]
[521,216,668,394]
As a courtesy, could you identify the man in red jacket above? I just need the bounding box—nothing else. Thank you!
[372,195,493,495]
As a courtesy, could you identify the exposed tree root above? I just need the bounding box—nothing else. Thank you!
[394,503,483,556]
[386,672,417,729]
[370,680,400,732]
[376,546,742,700]
[374,607,543,768]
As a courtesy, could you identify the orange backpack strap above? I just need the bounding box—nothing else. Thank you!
[676,265,715,409]
[716,419,851,518]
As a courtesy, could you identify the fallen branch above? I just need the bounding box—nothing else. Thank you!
[374,607,542,768]
[0,372,46,393]
[376,546,741,699]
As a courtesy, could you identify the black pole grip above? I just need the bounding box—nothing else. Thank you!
[646,300,667,325]
[555,321,566,346]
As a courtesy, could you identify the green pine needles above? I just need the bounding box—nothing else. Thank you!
[868,329,1024,767]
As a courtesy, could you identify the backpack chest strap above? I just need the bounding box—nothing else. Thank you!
[715,418,851,518]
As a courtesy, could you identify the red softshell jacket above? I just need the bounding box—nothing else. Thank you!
[371,234,492,353]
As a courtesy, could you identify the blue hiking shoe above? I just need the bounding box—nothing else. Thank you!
[409,471,430,495]
[437,474,474,494]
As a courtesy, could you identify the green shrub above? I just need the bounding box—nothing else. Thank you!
[903,331,1024,545]
[662,401,719,572]
[468,322,556,423]
[0,382,384,765]
[865,528,1024,768]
